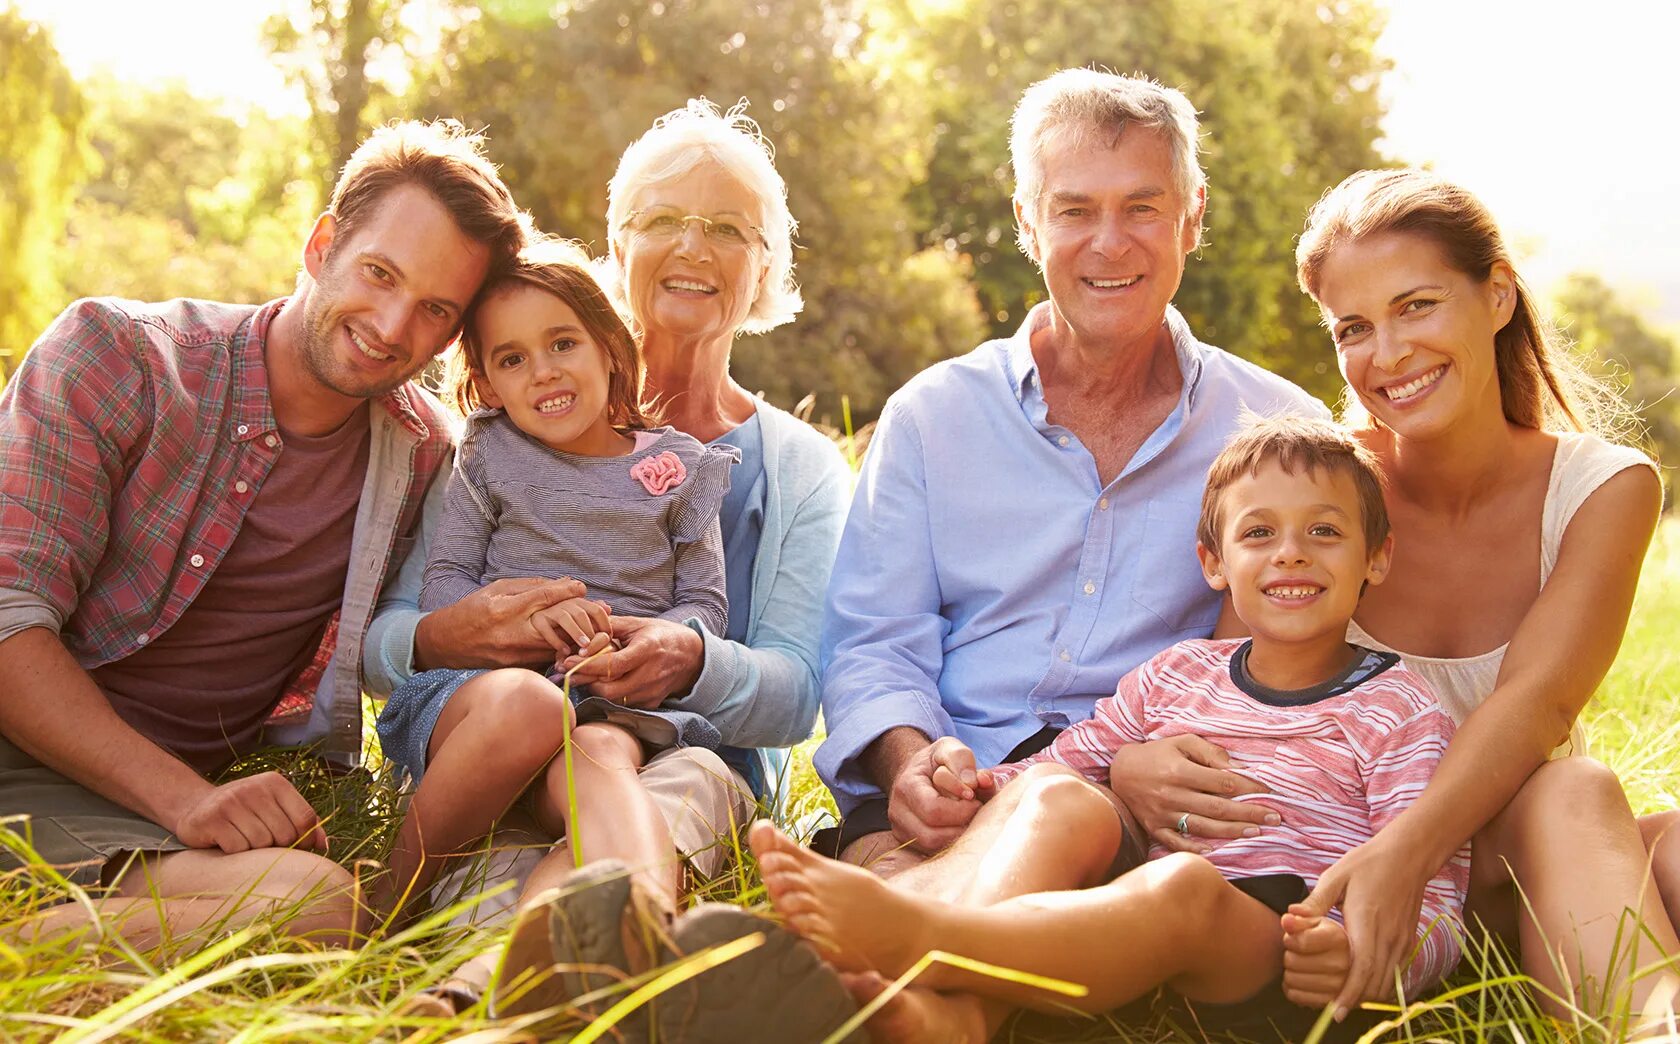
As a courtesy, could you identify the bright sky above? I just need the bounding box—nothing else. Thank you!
[16,0,1680,326]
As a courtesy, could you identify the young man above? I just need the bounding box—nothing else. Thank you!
[0,120,567,949]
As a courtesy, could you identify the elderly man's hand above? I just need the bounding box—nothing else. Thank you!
[888,739,988,853]
[413,576,587,671]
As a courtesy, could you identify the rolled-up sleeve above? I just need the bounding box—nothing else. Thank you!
[814,400,957,814]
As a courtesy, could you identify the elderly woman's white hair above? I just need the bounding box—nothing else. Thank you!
[604,99,801,335]
[1009,69,1206,258]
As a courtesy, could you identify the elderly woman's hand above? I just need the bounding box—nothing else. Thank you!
[414,576,588,670]
[1107,735,1278,853]
[558,615,703,709]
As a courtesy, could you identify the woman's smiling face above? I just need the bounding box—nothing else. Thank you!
[618,159,770,346]
[1314,231,1516,439]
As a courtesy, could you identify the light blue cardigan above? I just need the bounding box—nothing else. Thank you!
[361,399,851,802]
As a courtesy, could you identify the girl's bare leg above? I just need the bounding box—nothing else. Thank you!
[1639,810,1680,932]
[531,723,678,912]
[751,821,1282,1014]
[378,669,573,923]
[1472,757,1680,1019]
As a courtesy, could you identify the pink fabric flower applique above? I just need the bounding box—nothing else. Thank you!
[630,450,687,495]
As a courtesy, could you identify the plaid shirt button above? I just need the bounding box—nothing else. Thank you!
[189,554,205,567]
[236,424,249,436]
[136,633,150,645]
[265,434,280,448]
[235,481,249,494]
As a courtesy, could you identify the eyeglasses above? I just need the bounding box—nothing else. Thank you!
[621,208,765,249]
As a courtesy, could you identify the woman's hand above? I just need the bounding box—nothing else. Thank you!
[1107,735,1277,853]
[558,615,703,709]
[1295,834,1433,1016]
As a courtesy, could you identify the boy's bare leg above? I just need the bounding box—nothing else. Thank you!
[842,765,1131,906]
[10,846,357,953]
[377,669,576,923]
[1473,757,1680,1019]
[753,822,1282,1013]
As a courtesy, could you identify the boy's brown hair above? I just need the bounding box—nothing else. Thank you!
[329,119,528,280]
[440,237,656,430]
[1197,414,1389,554]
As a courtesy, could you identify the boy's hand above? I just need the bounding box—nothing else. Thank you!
[528,597,611,655]
[927,736,994,802]
[1280,904,1354,1012]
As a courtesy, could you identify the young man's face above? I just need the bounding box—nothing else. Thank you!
[297,182,492,401]
[1198,461,1391,648]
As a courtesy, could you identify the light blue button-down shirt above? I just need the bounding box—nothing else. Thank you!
[815,305,1329,814]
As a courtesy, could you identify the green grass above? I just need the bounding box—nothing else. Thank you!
[5,521,1680,1042]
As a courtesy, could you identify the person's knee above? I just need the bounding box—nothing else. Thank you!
[478,668,574,760]
[241,849,359,945]
[1010,768,1122,862]
[568,723,640,768]
[1495,757,1635,860]
[1147,851,1231,927]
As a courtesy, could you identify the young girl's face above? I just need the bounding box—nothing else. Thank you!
[472,284,624,455]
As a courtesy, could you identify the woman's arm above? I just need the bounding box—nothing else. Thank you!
[1306,463,1662,1010]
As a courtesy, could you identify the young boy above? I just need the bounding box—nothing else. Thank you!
[749,416,1469,1038]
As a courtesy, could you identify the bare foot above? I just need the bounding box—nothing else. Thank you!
[749,820,943,978]
[841,971,989,1044]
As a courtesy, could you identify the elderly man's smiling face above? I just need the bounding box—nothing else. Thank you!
[1016,126,1203,354]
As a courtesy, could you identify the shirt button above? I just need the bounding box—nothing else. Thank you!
[235,424,249,437]
[1057,435,1070,447]
[189,553,205,568]
[136,632,150,645]
[1083,580,1096,595]
[1098,497,1110,511]
[1058,648,1071,662]
[235,480,250,494]
[265,434,280,448]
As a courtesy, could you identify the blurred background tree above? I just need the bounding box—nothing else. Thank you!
[1,9,88,381]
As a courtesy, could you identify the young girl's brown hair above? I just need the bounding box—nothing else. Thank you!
[441,237,657,429]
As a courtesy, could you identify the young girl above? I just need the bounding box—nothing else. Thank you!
[372,238,735,922]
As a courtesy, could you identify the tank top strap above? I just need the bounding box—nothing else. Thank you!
[1540,433,1657,584]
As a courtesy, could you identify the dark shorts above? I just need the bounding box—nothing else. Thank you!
[811,725,1066,858]
[0,736,186,889]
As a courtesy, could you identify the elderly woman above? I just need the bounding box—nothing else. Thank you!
[363,100,850,1022]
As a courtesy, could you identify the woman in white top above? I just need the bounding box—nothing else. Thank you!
[1110,169,1678,1021]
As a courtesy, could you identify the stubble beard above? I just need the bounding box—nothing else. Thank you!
[297,258,424,402]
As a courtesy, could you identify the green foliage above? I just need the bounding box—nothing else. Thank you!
[56,78,319,307]
[1554,272,1680,499]
[410,0,987,422]
[887,0,1389,404]
[0,9,88,384]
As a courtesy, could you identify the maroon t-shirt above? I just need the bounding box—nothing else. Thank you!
[94,406,371,774]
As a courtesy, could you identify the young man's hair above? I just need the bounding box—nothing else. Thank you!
[1197,414,1389,554]
[329,119,529,277]
[442,236,656,430]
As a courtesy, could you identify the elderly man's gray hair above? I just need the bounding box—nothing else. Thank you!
[1010,69,1206,254]
[606,98,801,335]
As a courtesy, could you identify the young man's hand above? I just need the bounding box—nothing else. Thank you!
[1280,903,1355,1013]
[171,772,328,854]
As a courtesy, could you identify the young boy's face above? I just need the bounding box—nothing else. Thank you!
[1197,460,1392,647]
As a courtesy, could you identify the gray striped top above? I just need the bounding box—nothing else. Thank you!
[419,411,736,637]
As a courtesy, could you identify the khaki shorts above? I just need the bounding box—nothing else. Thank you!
[0,736,187,888]
[432,744,757,929]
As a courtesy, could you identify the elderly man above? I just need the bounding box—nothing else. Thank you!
[0,121,569,950]
[816,69,1328,885]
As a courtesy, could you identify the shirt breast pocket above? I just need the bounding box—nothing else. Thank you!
[1128,497,1220,636]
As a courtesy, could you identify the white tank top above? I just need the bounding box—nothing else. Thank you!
[1346,432,1656,758]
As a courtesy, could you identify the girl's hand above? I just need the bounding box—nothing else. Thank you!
[559,615,702,709]
[1295,835,1432,1017]
[1107,735,1277,854]
[528,597,611,654]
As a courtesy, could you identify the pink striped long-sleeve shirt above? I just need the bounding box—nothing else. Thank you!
[990,638,1469,995]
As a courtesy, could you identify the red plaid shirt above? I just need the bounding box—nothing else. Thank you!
[0,297,453,761]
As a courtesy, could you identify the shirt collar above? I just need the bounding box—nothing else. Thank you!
[1004,302,1208,407]
[237,296,439,443]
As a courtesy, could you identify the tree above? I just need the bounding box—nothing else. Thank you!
[0,10,88,383]
[410,0,986,421]
[1553,273,1680,502]
[884,0,1389,403]
[266,0,412,198]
